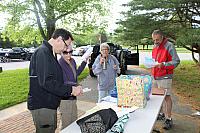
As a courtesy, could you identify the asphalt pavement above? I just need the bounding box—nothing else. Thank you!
[0,52,198,71]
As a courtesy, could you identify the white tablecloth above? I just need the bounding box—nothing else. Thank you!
[61,94,165,133]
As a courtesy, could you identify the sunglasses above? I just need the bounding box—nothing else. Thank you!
[63,50,73,55]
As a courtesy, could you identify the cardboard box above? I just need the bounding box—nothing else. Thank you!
[152,88,165,95]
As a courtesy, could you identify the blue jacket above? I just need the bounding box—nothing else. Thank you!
[58,57,87,100]
[92,54,120,91]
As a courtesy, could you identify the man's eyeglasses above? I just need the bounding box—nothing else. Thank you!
[62,39,68,48]
[63,50,73,55]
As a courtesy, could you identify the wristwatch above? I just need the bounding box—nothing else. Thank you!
[162,62,166,66]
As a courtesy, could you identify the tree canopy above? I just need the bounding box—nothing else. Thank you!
[115,0,200,64]
[0,0,111,46]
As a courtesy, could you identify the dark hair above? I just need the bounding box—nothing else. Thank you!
[152,29,164,37]
[51,28,74,41]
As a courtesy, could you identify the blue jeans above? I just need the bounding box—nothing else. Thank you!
[98,90,112,103]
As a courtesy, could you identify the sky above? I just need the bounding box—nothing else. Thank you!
[0,0,131,32]
[107,0,130,32]
[0,13,10,30]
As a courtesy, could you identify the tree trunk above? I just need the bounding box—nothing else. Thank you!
[46,20,55,40]
[33,0,47,40]
[191,44,200,65]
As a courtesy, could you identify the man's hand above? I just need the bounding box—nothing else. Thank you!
[71,85,83,96]
[154,62,164,68]
[84,57,89,63]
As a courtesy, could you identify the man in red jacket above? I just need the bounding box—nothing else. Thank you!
[151,30,180,130]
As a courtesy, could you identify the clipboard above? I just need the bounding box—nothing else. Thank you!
[152,88,165,95]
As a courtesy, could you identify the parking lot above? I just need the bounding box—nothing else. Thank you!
[0,56,83,71]
[0,52,198,71]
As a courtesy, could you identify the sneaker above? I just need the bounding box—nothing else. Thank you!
[163,118,173,130]
[157,113,165,120]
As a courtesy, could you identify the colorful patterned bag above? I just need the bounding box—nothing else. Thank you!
[141,75,152,100]
[107,114,129,133]
[116,75,152,108]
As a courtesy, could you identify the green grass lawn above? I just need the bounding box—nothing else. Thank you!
[127,45,191,53]
[0,69,29,110]
[0,68,89,110]
[173,61,200,110]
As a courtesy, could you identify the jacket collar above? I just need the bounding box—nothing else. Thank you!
[43,40,53,52]
[42,40,57,59]
[160,37,168,47]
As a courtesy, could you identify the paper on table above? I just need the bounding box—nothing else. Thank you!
[116,106,138,117]
[96,101,139,117]
[81,47,93,61]
[82,87,91,93]
[101,96,117,103]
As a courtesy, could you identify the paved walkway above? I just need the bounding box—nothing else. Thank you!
[0,75,98,133]
[0,67,199,133]
[0,100,96,133]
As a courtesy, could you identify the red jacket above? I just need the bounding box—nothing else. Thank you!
[152,38,180,80]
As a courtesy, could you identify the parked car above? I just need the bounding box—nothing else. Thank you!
[0,48,12,62]
[0,47,28,61]
[88,42,139,77]
[72,46,90,56]
[72,47,84,56]
[10,47,28,60]
[26,47,36,60]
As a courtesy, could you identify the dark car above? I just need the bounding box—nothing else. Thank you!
[0,48,12,62]
[26,47,36,61]
[88,42,139,77]
[8,47,28,60]
[0,47,28,62]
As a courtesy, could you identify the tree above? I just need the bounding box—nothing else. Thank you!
[0,0,110,41]
[1,24,42,47]
[176,28,200,63]
[115,0,200,64]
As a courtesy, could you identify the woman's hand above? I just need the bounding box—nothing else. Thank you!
[100,56,105,64]
[113,64,117,69]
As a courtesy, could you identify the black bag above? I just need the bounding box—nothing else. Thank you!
[76,108,118,133]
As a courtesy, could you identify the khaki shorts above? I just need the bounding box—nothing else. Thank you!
[59,100,77,129]
[30,108,57,133]
[153,79,172,95]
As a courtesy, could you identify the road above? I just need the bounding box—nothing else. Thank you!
[0,52,198,71]
[0,56,83,71]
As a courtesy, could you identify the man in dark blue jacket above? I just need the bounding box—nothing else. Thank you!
[28,28,83,133]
